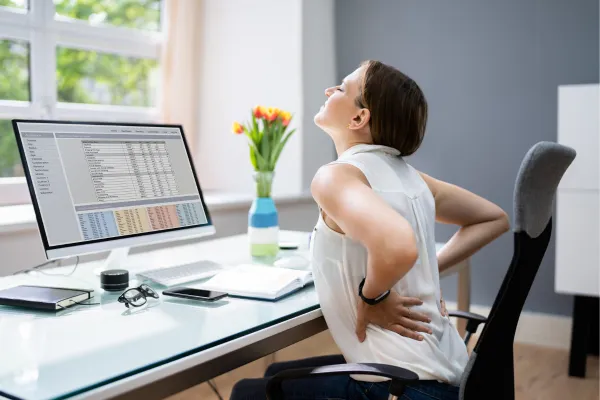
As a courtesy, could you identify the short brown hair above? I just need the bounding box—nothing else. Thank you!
[357,60,428,156]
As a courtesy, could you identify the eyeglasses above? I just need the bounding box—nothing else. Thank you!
[118,284,159,308]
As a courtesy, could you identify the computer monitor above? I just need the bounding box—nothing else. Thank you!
[12,120,215,265]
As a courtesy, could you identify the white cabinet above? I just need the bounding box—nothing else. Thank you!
[555,83,599,378]
[555,83,599,297]
[556,191,599,296]
[557,84,599,191]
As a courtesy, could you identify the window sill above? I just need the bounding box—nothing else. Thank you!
[0,191,315,235]
[203,191,314,211]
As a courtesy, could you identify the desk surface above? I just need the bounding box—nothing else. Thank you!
[0,231,319,400]
[0,231,457,400]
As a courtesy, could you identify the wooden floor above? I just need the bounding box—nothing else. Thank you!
[166,331,599,400]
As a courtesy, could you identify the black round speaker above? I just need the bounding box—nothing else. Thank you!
[100,269,129,292]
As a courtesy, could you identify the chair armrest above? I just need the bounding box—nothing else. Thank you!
[448,310,487,345]
[266,363,419,400]
[448,310,487,323]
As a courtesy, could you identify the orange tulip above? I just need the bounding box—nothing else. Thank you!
[253,105,265,119]
[265,109,278,122]
[232,121,244,134]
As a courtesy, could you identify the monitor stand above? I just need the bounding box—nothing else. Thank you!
[93,247,130,276]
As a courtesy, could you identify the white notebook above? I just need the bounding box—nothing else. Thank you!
[193,264,313,301]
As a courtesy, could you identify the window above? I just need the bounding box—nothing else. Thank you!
[0,0,27,11]
[0,0,163,205]
[56,47,158,107]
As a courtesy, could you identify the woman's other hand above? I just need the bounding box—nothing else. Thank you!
[356,291,433,342]
[439,287,449,317]
[440,296,448,317]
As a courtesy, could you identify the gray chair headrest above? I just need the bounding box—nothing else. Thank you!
[513,141,576,238]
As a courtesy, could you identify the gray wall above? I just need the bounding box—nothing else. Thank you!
[335,0,599,316]
[302,0,337,189]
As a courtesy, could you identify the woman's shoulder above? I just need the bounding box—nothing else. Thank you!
[314,149,433,199]
[311,163,370,198]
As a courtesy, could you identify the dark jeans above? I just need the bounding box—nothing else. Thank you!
[230,355,460,400]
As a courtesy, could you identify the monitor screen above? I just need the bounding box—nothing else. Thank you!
[13,120,213,259]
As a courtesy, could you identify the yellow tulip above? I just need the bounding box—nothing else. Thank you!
[232,121,244,134]
[279,111,291,126]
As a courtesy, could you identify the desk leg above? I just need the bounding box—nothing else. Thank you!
[456,259,471,336]
[569,295,595,378]
[264,352,277,370]
[589,298,599,356]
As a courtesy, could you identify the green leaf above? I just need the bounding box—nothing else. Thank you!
[272,120,281,144]
[248,142,258,169]
[260,122,270,166]
[244,123,254,142]
[248,139,268,170]
[270,128,296,168]
[270,121,285,165]
[252,110,259,138]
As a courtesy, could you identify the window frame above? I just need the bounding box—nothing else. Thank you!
[0,0,164,206]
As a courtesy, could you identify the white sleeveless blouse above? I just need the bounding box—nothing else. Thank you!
[309,144,468,385]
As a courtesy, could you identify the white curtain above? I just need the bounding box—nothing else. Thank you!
[160,0,203,156]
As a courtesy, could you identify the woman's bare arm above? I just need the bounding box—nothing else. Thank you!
[311,163,418,298]
[419,172,510,272]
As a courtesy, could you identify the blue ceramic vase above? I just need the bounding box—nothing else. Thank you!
[248,172,279,258]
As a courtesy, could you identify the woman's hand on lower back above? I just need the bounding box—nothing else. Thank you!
[440,296,448,317]
[355,291,433,343]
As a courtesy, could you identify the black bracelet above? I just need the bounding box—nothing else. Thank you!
[358,278,390,305]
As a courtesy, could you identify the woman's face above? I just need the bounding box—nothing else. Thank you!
[314,66,365,135]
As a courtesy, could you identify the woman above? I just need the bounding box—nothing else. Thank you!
[231,60,509,400]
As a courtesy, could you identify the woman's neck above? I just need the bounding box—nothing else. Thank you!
[334,138,373,158]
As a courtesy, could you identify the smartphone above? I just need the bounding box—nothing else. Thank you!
[279,241,299,250]
[163,287,227,302]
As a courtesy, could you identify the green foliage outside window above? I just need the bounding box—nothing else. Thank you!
[0,0,160,177]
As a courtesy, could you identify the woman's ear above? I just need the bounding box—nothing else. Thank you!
[349,108,370,130]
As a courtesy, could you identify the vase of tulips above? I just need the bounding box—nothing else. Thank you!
[233,106,296,259]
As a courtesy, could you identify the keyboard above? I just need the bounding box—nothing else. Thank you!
[136,260,225,287]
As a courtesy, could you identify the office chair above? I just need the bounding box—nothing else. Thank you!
[265,142,576,400]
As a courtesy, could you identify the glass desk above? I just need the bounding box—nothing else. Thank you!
[0,231,324,400]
